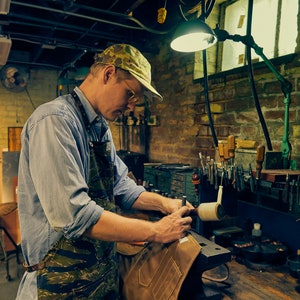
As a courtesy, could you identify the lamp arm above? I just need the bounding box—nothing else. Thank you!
[221,31,292,165]
[228,34,292,97]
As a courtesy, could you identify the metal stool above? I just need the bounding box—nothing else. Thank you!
[0,202,20,281]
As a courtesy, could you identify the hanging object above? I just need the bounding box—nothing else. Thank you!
[0,0,11,14]
[1,65,29,92]
[0,36,12,65]
[157,0,167,24]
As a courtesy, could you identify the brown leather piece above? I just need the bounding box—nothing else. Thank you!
[118,233,201,300]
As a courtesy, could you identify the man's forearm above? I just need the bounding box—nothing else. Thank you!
[131,191,170,213]
[85,206,193,244]
[85,210,156,242]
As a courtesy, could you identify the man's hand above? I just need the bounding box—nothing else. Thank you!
[163,197,194,214]
[151,206,192,243]
[132,191,195,215]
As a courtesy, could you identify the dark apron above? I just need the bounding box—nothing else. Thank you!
[36,92,119,299]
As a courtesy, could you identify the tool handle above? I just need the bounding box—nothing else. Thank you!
[223,144,229,164]
[256,145,265,170]
[218,144,224,162]
[228,135,235,158]
[217,185,223,203]
[236,139,259,149]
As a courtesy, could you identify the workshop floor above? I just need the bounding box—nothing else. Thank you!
[0,252,24,300]
[0,254,299,299]
[202,258,300,299]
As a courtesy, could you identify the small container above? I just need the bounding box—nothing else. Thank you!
[252,223,262,238]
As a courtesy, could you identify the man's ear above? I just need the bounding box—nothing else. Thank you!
[103,65,117,83]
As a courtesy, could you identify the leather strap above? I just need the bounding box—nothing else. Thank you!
[23,261,45,272]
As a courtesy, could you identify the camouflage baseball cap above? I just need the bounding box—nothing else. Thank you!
[94,44,163,101]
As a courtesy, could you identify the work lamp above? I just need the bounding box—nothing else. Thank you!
[170,19,217,52]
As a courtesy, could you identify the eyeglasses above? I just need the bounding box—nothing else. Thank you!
[123,80,143,104]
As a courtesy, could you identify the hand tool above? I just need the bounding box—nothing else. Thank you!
[249,164,255,193]
[208,159,214,185]
[214,161,218,190]
[232,166,236,189]
[289,179,295,212]
[240,166,245,191]
[223,143,229,165]
[223,168,229,187]
[227,135,235,165]
[236,167,241,192]
[255,145,265,179]
[255,145,265,191]
[198,152,205,173]
[283,173,290,205]
[218,144,224,166]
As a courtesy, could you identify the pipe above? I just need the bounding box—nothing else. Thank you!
[9,15,133,45]
[11,1,169,34]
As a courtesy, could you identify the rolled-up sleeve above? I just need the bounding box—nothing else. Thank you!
[104,130,145,209]
[63,200,103,239]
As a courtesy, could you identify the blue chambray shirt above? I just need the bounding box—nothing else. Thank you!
[16,87,145,299]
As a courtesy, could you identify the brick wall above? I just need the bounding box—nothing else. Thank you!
[1,44,300,179]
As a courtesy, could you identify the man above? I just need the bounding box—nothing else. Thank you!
[16,44,193,299]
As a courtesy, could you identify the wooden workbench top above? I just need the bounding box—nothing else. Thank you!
[254,169,300,182]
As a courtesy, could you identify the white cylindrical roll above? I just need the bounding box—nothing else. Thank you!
[196,202,224,221]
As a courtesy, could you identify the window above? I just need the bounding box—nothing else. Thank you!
[194,0,298,79]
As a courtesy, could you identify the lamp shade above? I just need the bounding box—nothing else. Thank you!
[170,19,217,52]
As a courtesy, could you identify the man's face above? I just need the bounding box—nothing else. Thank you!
[95,67,144,121]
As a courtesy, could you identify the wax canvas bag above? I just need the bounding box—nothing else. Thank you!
[118,232,201,300]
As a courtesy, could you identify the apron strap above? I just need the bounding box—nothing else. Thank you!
[71,90,90,131]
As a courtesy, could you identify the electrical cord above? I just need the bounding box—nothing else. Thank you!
[178,0,215,20]
[12,1,170,35]
[245,0,272,150]
[25,87,36,110]
[202,48,218,147]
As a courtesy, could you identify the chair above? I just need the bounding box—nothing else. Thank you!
[0,202,21,281]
